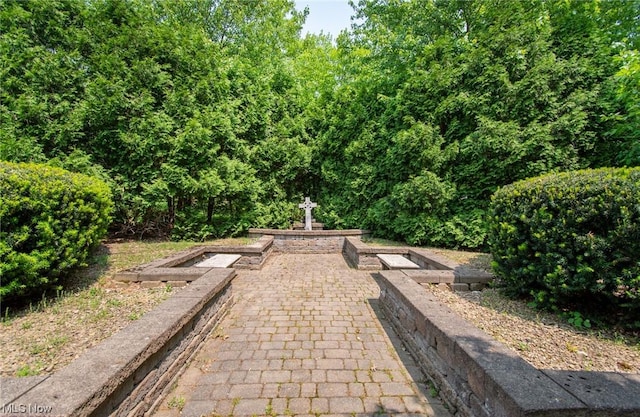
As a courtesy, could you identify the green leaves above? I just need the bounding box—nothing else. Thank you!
[611,49,640,166]
[0,161,113,301]
[1,0,321,239]
[311,0,638,248]
[489,167,640,328]
[1,0,638,248]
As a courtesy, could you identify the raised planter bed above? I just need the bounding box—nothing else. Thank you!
[0,269,235,417]
[343,237,493,290]
[377,270,640,417]
[114,235,273,283]
[248,228,371,253]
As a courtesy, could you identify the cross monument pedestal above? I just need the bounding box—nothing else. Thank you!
[298,197,317,231]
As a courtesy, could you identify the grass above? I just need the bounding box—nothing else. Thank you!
[427,380,439,398]
[0,237,250,377]
[425,246,492,270]
[362,236,492,271]
[16,363,44,377]
[361,237,407,247]
[167,395,186,411]
[265,401,276,416]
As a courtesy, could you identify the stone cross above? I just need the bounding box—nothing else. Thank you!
[298,197,317,231]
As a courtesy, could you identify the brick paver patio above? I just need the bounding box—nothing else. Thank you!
[153,253,451,417]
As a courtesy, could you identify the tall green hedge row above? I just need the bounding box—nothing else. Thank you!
[488,168,640,327]
[0,161,113,300]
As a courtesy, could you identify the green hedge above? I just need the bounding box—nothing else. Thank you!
[0,161,113,300]
[488,167,640,326]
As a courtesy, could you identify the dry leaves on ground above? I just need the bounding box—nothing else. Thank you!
[426,285,640,373]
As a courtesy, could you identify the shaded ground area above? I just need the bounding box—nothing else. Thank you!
[0,239,250,377]
[429,286,640,373]
[153,253,451,416]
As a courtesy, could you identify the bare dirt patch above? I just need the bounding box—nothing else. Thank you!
[1,284,173,377]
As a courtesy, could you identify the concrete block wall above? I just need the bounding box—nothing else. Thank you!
[343,237,493,291]
[231,235,273,269]
[343,236,404,270]
[166,235,273,270]
[248,229,371,254]
[408,249,460,270]
[114,236,273,284]
[272,235,346,253]
[1,269,235,417]
[377,270,640,417]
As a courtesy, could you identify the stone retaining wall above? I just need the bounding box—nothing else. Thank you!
[248,228,371,254]
[377,270,640,417]
[0,269,235,417]
[343,237,493,290]
[234,235,273,269]
[266,234,344,253]
[342,236,398,269]
[114,236,273,284]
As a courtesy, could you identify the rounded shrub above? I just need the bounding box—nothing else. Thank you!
[488,167,640,326]
[0,161,113,301]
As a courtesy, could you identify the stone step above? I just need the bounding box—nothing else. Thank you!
[194,254,241,268]
[377,254,421,270]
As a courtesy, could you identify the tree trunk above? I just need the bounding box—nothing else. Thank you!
[207,197,214,224]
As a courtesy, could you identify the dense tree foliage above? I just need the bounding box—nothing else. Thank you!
[313,0,639,248]
[1,0,320,240]
[1,0,638,247]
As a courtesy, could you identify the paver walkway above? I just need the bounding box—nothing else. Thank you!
[153,254,451,417]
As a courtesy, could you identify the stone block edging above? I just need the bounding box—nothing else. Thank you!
[248,228,371,254]
[115,235,273,282]
[343,237,493,289]
[377,270,640,417]
[247,228,370,237]
[1,269,235,417]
